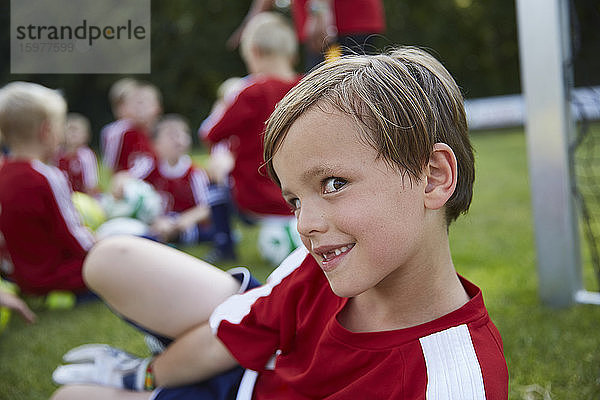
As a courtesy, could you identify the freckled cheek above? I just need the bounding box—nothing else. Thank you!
[300,235,312,252]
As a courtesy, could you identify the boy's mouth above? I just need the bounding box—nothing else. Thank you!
[317,243,355,262]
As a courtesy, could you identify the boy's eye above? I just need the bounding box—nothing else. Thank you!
[288,198,301,211]
[323,177,347,194]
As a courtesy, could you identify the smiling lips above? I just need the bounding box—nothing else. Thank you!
[316,243,355,263]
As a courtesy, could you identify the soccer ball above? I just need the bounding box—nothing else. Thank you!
[0,279,18,335]
[258,218,302,266]
[100,178,162,224]
[95,217,150,240]
[71,192,106,231]
[0,306,10,335]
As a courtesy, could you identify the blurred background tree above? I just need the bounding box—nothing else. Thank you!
[0,0,598,149]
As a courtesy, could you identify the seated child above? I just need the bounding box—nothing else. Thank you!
[56,113,99,195]
[0,82,95,296]
[146,115,236,259]
[51,47,507,399]
[103,80,162,179]
[199,12,303,265]
[95,172,162,239]
[100,78,137,168]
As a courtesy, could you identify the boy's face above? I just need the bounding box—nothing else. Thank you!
[43,113,66,160]
[65,120,88,149]
[132,87,161,127]
[155,121,191,161]
[273,106,429,298]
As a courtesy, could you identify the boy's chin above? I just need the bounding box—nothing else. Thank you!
[325,276,364,299]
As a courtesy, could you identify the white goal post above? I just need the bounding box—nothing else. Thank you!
[516,0,600,307]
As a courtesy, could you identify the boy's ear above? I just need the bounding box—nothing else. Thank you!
[424,143,458,210]
[38,119,51,143]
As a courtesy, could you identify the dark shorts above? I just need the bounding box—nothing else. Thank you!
[150,267,261,400]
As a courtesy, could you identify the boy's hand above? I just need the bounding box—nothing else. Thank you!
[150,216,177,242]
[0,287,36,324]
[305,0,337,53]
[52,344,153,391]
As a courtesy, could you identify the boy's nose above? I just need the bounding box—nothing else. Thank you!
[296,202,328,237]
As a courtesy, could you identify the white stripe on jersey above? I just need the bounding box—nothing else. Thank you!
[128,155,155,179]
[209,245,309,335]
[235,369,259,400]
[419,324,486,400]
[198,76,253,138]
[78,147,99,190]
[190,169,209,206]
[211,140,231,154]
[101,120,129,170]
[31,161,95,250]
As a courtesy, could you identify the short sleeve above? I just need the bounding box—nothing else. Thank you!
[209,247,309,371]
[199,80,258,145]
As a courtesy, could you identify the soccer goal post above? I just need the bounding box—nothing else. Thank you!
[515,0,600,307]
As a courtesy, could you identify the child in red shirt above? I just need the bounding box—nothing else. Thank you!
[103,81,162,179]
[52,46,508,400]
[146,115,235,259]
[200,12,302,265]
[56,113,99,195]
[0,82,95,296]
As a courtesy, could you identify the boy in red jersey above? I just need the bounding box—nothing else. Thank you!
[146,115,235,259]
[103,81,162,179]
[52,47,508,399]
[100,78,137,168]
[229,0,385,71]
[57,113,99,195]
[200,12,302,265]
[0,82,95,296]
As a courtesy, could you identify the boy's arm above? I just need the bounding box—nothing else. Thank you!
[34,162,95,251]
[199,84,256,145]
[227,0,275,49]
[153,322,238,388]
[79,147,99,193]
[175,205,211,232]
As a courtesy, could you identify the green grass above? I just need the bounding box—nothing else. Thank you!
[2,128,600,399]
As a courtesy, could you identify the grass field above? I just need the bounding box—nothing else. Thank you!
[2,128,600,399]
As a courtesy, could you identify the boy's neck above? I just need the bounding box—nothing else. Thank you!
[165,156,182,167]
[64,144,80,154]
[338,238,470,333]
[8,143,51,164]
[251,56,296,81]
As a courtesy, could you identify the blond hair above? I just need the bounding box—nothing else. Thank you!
[240,12,298,61]
[264,47,475,224]
[136,80,163,107]
[0,81,66,146]
[153,114,190,139]
[108,78,137,111]
[66,112,91,141]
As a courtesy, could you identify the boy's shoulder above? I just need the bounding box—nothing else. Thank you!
[0,159,59,195]
[238,75,301,98]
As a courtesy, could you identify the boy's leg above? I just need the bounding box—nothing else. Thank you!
[204,184,236,262]
[51,385,151,400]
[84,236,240,339]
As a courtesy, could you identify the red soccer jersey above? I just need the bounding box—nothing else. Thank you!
[102,122,156,179]
[211,247,508,400]
[199,76,301,217]
[0,159,95,295]
[291,0,385,42]
[56,146,99,193]
[144,155,210,214]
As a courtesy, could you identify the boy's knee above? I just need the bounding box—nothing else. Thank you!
[83,236,136,289]
[50,385,73,400]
